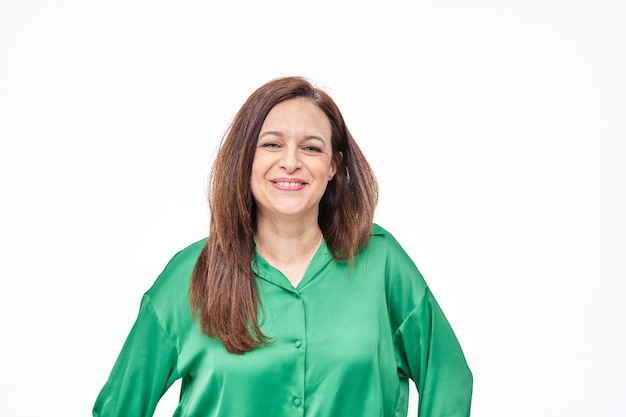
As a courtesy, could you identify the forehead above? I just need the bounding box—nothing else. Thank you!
[261,98,332,137]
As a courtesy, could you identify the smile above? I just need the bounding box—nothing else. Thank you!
[271,180,307,190]
[274,181,304,187]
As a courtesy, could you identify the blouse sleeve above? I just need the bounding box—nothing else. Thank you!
[393,288,473,417]
[93,295,180,417]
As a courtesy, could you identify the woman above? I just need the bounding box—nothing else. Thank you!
[93,76,473,416]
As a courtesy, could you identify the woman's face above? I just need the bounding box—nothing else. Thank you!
[251,98,337,224]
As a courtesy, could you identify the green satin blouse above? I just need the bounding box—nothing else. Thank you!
[93,224,472,416]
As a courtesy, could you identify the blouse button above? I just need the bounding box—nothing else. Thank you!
[293,398,302,407]
[294,340,302,348]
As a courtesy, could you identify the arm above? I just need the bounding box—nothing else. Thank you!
[393,288,473,417]
[93,295,180,417]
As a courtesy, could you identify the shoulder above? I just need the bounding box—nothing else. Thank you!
[160,238,207,274]
[367,223,410,256]
[364,223,422,277]
[145,238,207,306]
[367,224,430,328]
[367,223,428,289]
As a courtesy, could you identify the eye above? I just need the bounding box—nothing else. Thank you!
[302,145,323,153]
[259,142,281,149]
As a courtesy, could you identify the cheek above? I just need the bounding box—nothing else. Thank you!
[251,151,275,173]
[251,155,268,179]
[250,161,264,197]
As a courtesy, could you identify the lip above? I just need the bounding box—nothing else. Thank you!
[270,177,307,191]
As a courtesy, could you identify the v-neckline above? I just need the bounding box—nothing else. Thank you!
[253,239,333,291]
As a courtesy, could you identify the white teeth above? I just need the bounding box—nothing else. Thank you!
[275,181,303,187]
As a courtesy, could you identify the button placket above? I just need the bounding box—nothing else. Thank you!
[290,288,305,412]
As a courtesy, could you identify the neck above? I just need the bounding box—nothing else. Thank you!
[256,224,322,260]
[255,216,323,281]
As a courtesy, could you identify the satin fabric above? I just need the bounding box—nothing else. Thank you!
[93,224,472,417]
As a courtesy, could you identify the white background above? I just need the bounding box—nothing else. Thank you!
[1,1,624,416]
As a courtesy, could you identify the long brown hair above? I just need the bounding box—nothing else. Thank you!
[190,76,378,354]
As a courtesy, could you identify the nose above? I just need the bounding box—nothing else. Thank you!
[280,144,301,173]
